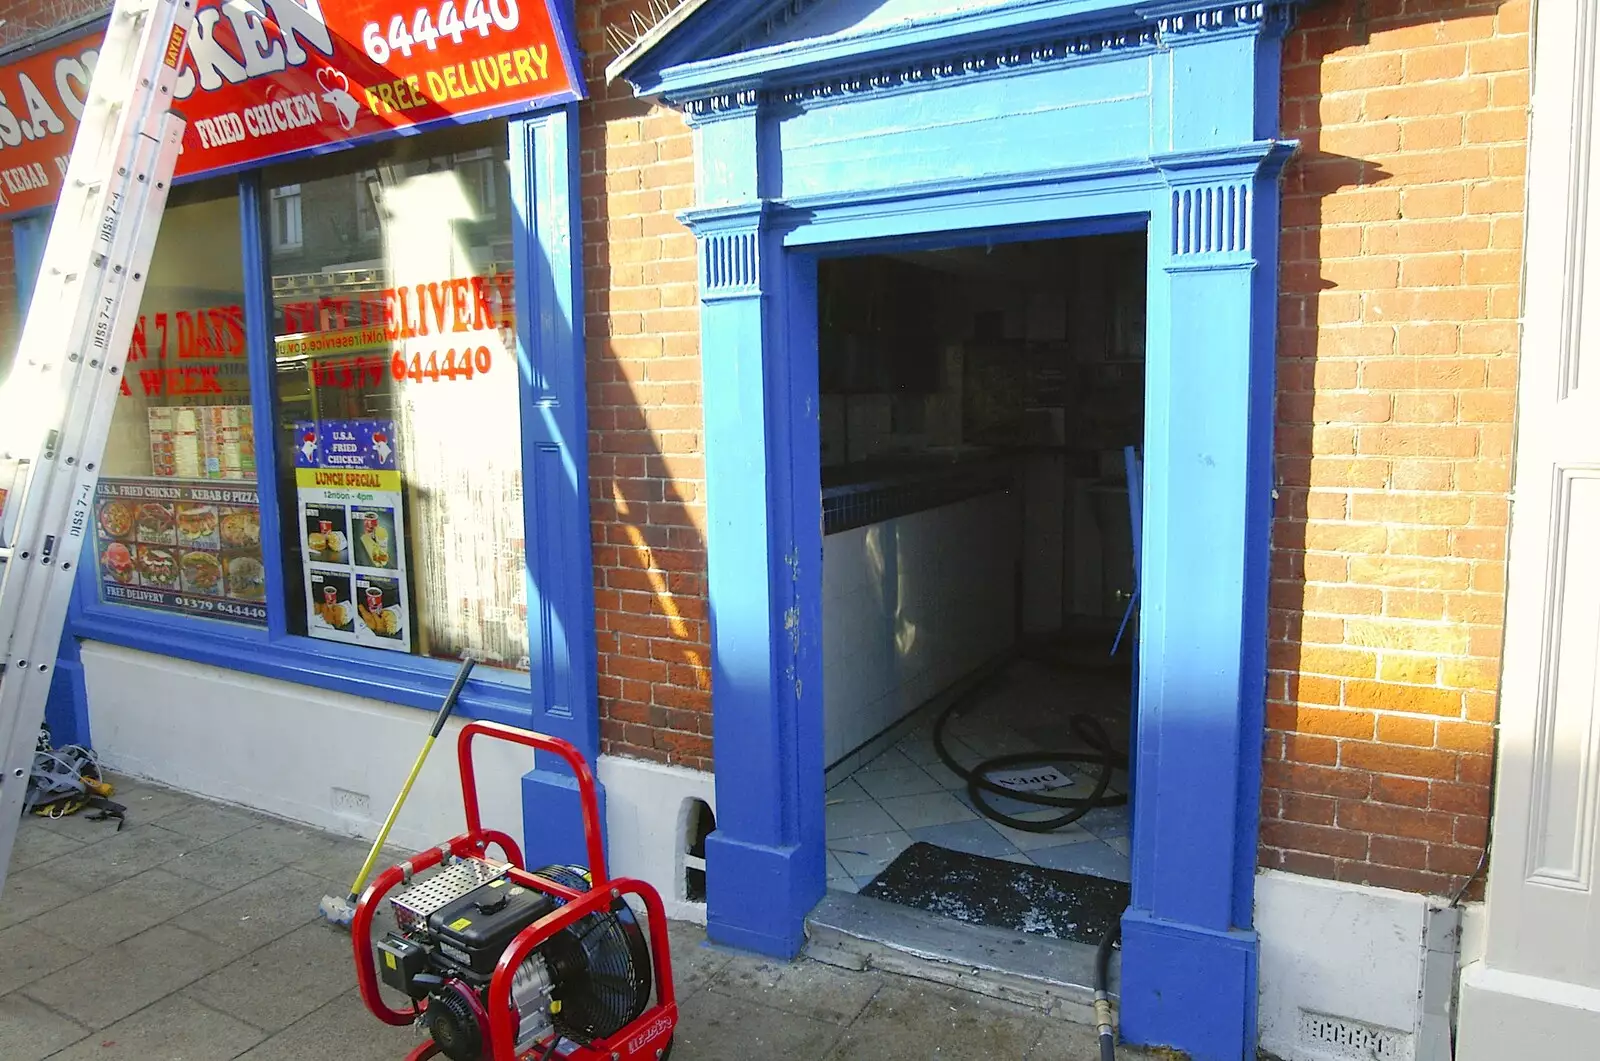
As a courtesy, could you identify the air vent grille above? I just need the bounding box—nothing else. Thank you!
[1297,1010,1410,1061]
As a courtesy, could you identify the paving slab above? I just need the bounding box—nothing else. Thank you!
[0,993,89,1061]
[665,920,737,995]
[44,993,265,1061]
[710,956,886,1026]
[236,991,431,1061]
[1028,1014,1130,1060]
[22,922,236,1030]
[168,822,339,892]
[180,867,331,953]
[8,826,86,871]
[153,802,271,845]
[22,808,129,845]
[111,777,200,823]
[0,864,81,930]
[822,978,1050,1061]
[0,923,90,997]
[671,988,846,1061]
[285,836,412,888]
[28,867,215,949]
[33,821,199,889]
[183,920,360,1034]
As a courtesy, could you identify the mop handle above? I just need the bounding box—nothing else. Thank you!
[347,658,476,899]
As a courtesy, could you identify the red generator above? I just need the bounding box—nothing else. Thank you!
[352,720,678,1061]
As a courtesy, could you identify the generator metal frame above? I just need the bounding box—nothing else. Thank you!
[352,720,678,1061]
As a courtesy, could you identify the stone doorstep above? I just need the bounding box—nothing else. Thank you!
[804,891,1116,1028]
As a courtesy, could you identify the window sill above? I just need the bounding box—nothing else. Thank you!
[73,600,536,726]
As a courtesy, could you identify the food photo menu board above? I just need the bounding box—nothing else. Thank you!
[92,478,267,625]
[294,420,412,652]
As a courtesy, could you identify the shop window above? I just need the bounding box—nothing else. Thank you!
[89,179,267,627]
[265,122,530,674]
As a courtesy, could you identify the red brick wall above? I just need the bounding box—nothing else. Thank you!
[575,0,713,770]
[1266,0,1528,894]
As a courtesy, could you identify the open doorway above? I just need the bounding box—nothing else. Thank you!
[819,231,1146,947]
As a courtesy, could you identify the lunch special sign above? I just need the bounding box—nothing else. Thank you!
[93,477,268,625]
[295,419,413,653]
[0,0,580,218]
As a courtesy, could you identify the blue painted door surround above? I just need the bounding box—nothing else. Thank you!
[616,2,1302,1058]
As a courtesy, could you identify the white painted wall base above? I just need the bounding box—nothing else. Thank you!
[1255,870,1459,1061]
[81,643,527,852]
[1456,962,1600,1061]
[597,755,714,925]
[79,643,711,924]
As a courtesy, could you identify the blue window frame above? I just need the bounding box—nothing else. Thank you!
[49,106,597,767]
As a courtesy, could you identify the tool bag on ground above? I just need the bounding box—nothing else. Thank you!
[22,727,124,827]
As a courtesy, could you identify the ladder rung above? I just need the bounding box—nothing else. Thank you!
[0,0,197,900]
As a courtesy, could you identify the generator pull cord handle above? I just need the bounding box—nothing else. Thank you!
[345,657,476,903]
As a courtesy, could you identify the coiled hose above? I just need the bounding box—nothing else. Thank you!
[930,665,1129,1058]
[930,682,1129,832]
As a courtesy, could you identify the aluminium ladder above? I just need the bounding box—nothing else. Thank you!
[0,0,196,896]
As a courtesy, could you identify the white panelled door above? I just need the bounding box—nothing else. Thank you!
[1456,4,1600,1055]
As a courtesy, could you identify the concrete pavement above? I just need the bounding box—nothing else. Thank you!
[2,774,1138,1060]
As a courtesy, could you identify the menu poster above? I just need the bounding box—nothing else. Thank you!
[295,420,412,652]
[92,478,267,625]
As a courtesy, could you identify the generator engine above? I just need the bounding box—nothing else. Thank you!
[376,857,654,1061]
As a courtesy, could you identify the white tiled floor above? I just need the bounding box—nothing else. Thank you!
[824,658,1133,893]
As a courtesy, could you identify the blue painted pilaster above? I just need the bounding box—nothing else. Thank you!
[1120,141,1293,1061]
[687,106,828,949]
[509,106,607,871]
[685,99,826,956]
[694,210,828,957]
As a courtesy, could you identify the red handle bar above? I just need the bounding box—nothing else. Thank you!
[457,720,608,883]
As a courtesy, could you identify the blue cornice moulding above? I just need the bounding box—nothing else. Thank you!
[613,0,1307,105]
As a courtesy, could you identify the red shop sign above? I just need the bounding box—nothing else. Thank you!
[0,0,582,219]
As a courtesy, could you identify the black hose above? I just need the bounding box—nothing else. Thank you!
[1094,922,1120,1061]
[930,660,1129,1057]
[931,675,1129,832]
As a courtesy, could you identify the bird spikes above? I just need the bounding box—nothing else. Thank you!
[604,0,679,56]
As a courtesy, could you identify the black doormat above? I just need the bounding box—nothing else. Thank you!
[859,842,1129,946]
